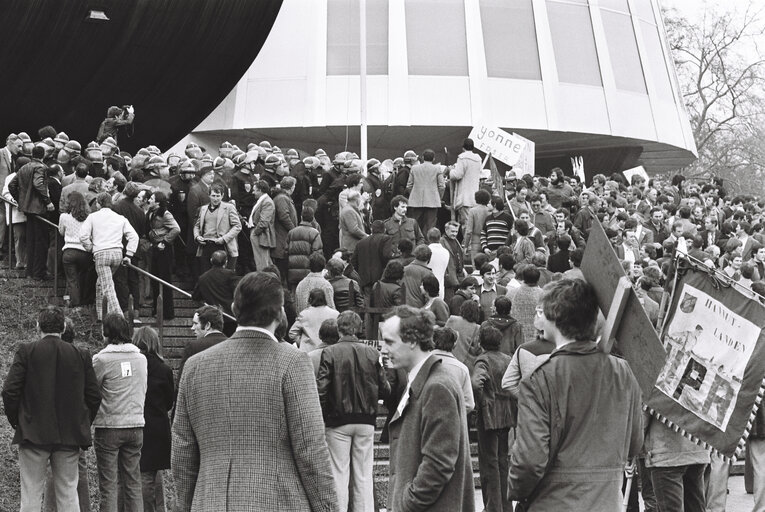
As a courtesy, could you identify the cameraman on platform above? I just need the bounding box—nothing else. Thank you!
[97,105,134,145]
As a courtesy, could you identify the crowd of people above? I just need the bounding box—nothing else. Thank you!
[2,121,765,512]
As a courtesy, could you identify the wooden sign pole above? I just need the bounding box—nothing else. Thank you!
[599,276,632,354]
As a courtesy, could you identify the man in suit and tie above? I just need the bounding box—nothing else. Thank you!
[173,271,338,511]
[193,183,241,275]
[248,180,276,270]
[380,305,475,512]
[406,149,446,234]
[0,134,21,256]
[178,305,229,382]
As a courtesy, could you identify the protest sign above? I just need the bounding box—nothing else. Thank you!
[512,132,535,176]
[467,124,526,167]
[581,220,667,395]
[623,166,649,185]
[646,264,765,459]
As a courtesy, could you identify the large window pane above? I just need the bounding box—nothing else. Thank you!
[406,0,468,76]
[327,0,389,75]
[640,20,674,100]
[546,1,602,86]
[601,10,646,93]
[480,0,541,80]
[600,0,629,14]
[632,0,657,23]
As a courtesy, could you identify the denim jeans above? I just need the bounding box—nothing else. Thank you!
[477,422,511,512]
[94,427,144,512]
[18,444,80,512]
[62,248,92,307]
[651,463,707,512]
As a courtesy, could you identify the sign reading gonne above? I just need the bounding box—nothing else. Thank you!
[468,124,527,167]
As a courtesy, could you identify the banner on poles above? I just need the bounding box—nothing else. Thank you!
[646,266,765,459]
[467,124,526,167]
[512,132,535,176]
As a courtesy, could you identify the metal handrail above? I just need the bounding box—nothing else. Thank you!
[123,261,237,322]
[0,194,58,229]
[0,194,60,293]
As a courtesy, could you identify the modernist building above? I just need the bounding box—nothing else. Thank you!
[171,0,697,176]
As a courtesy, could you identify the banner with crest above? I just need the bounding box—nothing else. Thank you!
[645,265,765,459]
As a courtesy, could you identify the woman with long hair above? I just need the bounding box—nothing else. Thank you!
[59,191,95,307]
[146,191,180,320]
[132,326,174,512]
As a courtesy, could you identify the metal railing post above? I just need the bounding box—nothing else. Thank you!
[157,287,164,346]
[127,295,135,336]
[8,220,13,271]
[122,261,237,322]
[52,231,59,298]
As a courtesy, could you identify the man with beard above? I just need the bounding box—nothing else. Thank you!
[544,167,575,209]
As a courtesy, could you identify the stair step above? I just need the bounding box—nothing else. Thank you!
[373,457,480,477]
[140,306,197,317]
[374,442,478,460]
[372,473,482,500]
[374,427,479,443]
[136,317,192,327]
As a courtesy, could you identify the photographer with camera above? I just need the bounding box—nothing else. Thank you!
[97,105,134,145]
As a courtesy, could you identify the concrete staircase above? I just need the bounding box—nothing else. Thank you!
[137,287,197,372]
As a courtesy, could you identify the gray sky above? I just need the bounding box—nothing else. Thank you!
[661,0,765,58]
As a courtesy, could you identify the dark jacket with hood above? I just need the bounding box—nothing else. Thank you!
[481,316,525,357]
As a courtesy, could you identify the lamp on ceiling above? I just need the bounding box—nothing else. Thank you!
[85,8,110,22]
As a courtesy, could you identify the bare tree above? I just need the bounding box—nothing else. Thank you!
[663,2,765,193]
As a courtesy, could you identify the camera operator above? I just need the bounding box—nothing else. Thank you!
[97,105,134,145]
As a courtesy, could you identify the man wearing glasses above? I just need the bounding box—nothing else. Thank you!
[508,279,642,510]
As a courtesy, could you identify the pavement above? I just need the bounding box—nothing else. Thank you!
[472,475,753,511]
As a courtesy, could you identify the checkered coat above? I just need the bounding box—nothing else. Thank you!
[172,330,338,511]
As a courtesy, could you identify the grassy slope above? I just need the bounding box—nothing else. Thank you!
[0,278,111,510]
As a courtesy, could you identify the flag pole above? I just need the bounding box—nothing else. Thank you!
[359,0,368,165]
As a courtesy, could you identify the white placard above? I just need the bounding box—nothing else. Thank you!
[623,165,649,185]
[467,124,527,167]
[512,132,535,176]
